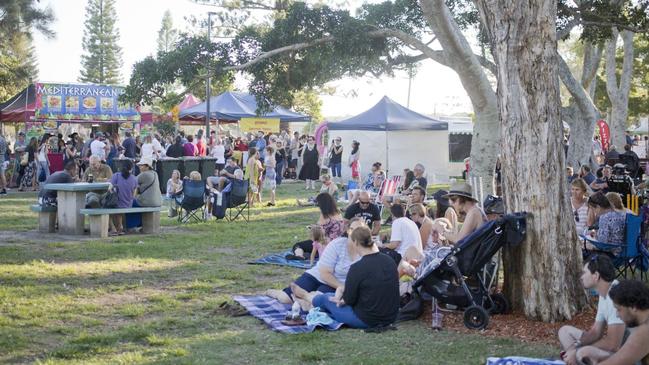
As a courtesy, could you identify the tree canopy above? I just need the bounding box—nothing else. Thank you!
[79,0,123,84]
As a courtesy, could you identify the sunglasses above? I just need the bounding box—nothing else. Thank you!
[574,210,579,222]
[359,200,370,205]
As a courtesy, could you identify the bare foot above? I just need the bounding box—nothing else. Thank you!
[295,298,313,312]
[265,289,292,304]
[289,282,308,300]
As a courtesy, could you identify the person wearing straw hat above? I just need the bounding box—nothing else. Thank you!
[432,182,487,244]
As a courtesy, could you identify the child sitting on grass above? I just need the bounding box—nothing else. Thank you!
[286,225,326,265]
[296,174,338,206]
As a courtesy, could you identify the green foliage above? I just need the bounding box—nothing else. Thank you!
[79,0,123,85]
[0,0,54,100]
[0,33,38,100]
[558,0,649,42]
[157,10,178,54]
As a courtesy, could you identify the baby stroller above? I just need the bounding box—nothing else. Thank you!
[412,213,527,330]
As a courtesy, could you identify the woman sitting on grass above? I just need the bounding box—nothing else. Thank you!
[290,225,400,329]
[267,218,366,306]
[287,193,345,260]
[296,174,338,206]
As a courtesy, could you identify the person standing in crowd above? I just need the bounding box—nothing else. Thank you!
[12,131,27,187]
[287,131,300,180]
[121,131,136,159]
[571,178,589,234]
[83,155,113,182]
[109,159,138,236]
[244,147,263,207]
[183,135,197,157]
[63,139,77,166]
[140,135,158,160]
[558,255,625,365]
[299,135,320,190]
[106,133,121,170]
[329,137,343,184]
[166,136,185,158]
[593,135,603,164]
[195,131,206,157]
[263,146,277,206]
[255,131,266,163]
[0,132,7,195]
[274,139,286,186]
[36,134,51,186]
[349,140,361,184]
[37,160,78,207]
[90,132,109,161]
[19,137,38,191]
[210,138,226,175]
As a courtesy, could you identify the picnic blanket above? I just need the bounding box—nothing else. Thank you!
[250,250,315,269]
[233,295,343,334]
[486,357,564,365]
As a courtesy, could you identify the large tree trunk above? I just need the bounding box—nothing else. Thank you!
[419,0,500,193]
[606,29,634,149]
[475,0,586,321]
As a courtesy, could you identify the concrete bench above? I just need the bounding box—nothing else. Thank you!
[80,207,166,238]
[31,204,57,233]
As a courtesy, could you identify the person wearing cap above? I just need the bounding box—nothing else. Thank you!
[90,132,109,160]
[432,182,487,244]
[483,195,505,221]
[124,157,161,231]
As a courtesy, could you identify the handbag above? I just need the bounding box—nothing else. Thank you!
[101,186,119,208]
[38,167,47,182]
[20,153,28,166]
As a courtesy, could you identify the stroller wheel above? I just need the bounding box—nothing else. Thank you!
[488,293,510,315]
[463,305,489,330]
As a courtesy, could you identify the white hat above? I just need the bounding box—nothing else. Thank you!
[137,157,154,168]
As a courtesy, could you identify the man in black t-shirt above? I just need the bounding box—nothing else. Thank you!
[38,161,78,206]
[344,191,381,235]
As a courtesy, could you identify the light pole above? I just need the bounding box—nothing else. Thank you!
[205,12,217,138]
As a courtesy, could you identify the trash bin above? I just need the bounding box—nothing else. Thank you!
[201,157,217,182]
[181,157,201,180]
[113,158,133,175]
[157,158,180,194]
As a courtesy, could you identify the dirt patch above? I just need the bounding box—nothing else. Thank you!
[420,302,596,345]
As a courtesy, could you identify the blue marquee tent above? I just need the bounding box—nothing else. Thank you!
[179,91,310,122]
[326,96,449,182]
[327,96,447,131]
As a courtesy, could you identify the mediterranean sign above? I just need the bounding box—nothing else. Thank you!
[34,82,140,122]
[239,117,280,133]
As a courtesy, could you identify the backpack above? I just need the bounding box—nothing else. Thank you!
[101,186,119,208]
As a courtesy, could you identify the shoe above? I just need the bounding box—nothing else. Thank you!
[0,189,6,195]
[266,202,275,207]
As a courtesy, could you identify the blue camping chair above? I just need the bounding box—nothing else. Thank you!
[225,179,250,222]
[582,213,644,279]
[178,179,207,223]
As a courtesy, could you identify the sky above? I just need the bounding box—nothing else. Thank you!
[32,0,472,118]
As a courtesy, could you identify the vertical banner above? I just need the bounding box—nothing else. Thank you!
[597,119,610,153]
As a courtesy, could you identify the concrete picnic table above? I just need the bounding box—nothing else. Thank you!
[43,182,111,235]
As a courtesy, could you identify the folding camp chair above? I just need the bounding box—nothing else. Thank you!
[226,179,250,222]
[375,175,403,217]
[582,213,644,279]
[178,179,207,224]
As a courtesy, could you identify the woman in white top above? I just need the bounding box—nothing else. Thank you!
[140,135,158,160]
[210,138,226,174]
[571,178,589,234]
[37,134,51,185]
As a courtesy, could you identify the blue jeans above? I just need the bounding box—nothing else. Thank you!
[312,293,368,329]
[37,160,50,183]
[275,160,284,185]
[282,273,334,298]
[330,162,342,177]
[125,200,142,228]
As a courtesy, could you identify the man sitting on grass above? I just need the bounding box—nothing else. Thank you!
[596,280,649,365]
[344,191,381,235]
[558,255,625,365]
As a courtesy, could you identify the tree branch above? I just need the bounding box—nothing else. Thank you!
[557,54,598,119]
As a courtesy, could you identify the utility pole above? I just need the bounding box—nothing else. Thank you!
[205,12,216,137]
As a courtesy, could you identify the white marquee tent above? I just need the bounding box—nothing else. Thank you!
[326,96,449,184]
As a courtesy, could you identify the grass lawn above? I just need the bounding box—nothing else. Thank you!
[0,182,553,364]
